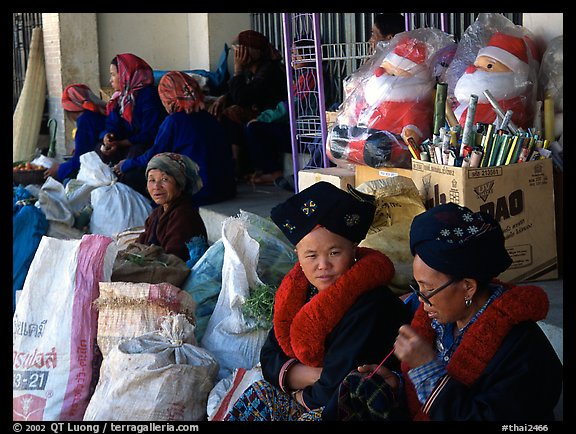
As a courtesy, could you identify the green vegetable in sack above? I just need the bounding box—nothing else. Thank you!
[242,283,277,330]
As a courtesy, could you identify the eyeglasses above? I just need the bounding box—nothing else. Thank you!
[409,278,457,306]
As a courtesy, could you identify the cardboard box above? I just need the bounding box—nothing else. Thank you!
[298,167,355,191]
[355,164,413,186]
[410,158,557,283]
[326,111,338,130]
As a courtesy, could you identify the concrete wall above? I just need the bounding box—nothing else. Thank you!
[97,13,190,74]
[43,13,100,155]
[96,13,250,88]
[523,12,563,55]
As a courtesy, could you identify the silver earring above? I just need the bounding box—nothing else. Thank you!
[465,297,472,308]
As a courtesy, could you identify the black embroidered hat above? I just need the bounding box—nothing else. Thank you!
[270,181,376,246]
[409,202,512,280]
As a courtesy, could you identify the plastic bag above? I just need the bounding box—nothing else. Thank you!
[356,176,426,295]
[183,211,296,344]
[95,281,196,358]
[327,28,455,169]
[207,364,263,421]
[13,201,48,312]
[76,152,152,237]
[181,240,225,342]
[13,234,117,421]
[538,35,563,140]
[200,216,269,380]
[445,13,540,131]
[111,242,191,287]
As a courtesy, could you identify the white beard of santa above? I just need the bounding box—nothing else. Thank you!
[363,71,434,110]
[454,68,530,105]
[453,68,532,127]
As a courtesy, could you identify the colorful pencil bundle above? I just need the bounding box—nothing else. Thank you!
[415,83,552,168]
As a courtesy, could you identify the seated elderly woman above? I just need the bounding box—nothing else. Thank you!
[323,202,563,421]
[137,152,207,262]
[224,181,412,421]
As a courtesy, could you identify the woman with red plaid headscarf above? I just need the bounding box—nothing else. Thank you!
[43,83,107,182]
[114,71,236,206]
[98,53,166,167]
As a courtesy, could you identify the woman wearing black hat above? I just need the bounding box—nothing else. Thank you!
[223,181,412,420]
[323,202,563,421]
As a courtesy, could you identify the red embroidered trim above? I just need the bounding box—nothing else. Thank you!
[404,282,549,418]
[273,247,395,367]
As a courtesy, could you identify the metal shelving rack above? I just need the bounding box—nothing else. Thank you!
[282,13,329,192]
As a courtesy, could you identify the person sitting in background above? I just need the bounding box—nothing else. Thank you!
[208,30,287,180]
[243,100,291,186]
[224,181,412,421]
[43,84,106,182]
[137,152,207,262]
[98,53,166,171]
[245,39,325,188]
[369,13,406,54]
[114,71,236,205]
[323,202,563,421]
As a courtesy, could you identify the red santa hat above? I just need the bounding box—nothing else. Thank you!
[383,37,428,75]
[476,32,530,75]
[523,34,541,65]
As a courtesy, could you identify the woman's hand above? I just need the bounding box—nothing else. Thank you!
[101,132,118,156]
[357,364,399,389]
[286,363,323,390]
[113,159,126,175]
[100,142,117,156]
[103,132,116,147]
[208,95,227,118]
[393,324,436,369]
[233,44,250,74]
[43,163,59,180]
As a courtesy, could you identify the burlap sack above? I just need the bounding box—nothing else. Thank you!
[111,242,190,287]
[357,176,426,295]
[94,281,196,357]
[84,314,218,421]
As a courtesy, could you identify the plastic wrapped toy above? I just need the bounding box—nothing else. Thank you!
[328,28,455,168]
[538,35,563,140]
[445,13,540,132]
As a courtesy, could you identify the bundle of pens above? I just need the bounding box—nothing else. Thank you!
[406,83,552,168]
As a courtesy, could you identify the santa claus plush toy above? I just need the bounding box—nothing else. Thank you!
[329,37,435,168]
[453,32,535,130]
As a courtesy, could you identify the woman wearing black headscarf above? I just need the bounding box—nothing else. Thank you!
[323,202,563,421]
[223,182,412,421]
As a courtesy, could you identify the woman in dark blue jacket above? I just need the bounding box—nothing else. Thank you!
[115,71,236,206]
[98,53,166,168]
[43,84,106,182]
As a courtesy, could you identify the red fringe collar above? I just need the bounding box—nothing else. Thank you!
[273,247,395,367]
[404,282,549,417]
